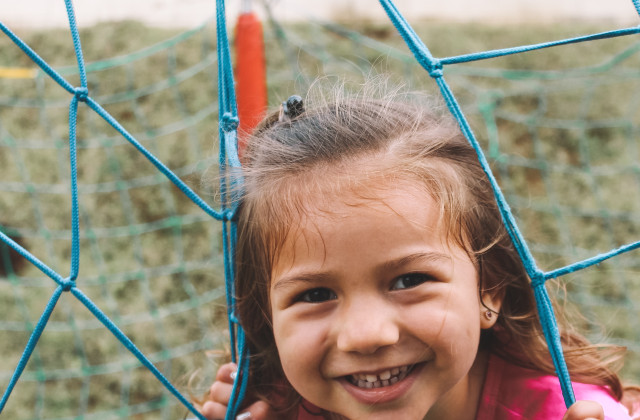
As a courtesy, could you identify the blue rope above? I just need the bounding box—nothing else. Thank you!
[222,219,237,364]
[214,0,249,417]
[0,230,65,286]
[216,1,238,118]
[83,96,228,221]
[0,22,76,95]
[65,0,86,284]
[64,0,88,89]
[0,1,234,418]
[1,0,639,417]
[377,0,441,77]
[378,0,640,407]
[433,76,540,278]
[226,329,251,420]
[440,27,640,66]
[221,115,241,365]
[376,0,640,407]
[70,287,208,420]
[545,240,640,280]
[431,71,578,405]
[0,20,227,223]
[531,276,576,404]
[0,286,64,413]
[68,93,81,283]
[217,0,234,367]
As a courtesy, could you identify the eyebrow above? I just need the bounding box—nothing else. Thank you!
[376,251,452,275]
[272,272,334,292]
[272,252,451,292]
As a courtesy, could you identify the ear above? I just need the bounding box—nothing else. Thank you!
[480,288,504,330]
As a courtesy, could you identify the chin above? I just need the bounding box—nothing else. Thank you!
[334,404,430,420]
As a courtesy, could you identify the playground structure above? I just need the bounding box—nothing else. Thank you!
[1,0,640,418]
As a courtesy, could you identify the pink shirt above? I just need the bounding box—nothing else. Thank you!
[476,354,631,420]
[297,353,632,419]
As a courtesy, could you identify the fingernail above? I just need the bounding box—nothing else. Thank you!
[230,370,237,380]
[236,412,251,420]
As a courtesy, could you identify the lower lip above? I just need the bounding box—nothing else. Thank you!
[339,363,423,405]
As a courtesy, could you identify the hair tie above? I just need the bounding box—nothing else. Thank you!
[278,95,304,122]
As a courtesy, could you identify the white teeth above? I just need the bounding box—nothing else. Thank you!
[348,365,414,389]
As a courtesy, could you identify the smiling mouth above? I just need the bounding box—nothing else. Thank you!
[346,365,414,389]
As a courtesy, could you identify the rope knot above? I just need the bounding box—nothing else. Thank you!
[530,271,546,289]
[61,278,75,292]
[221,112,239,133]
[222,208,237,222]
[427,60,443,78]
[229,311,239,324]
[74,86,89,102]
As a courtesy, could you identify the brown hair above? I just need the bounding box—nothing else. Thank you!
[232,84,626,416]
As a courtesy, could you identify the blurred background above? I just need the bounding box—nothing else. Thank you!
[1,1,640,418]
[3,0,639,28]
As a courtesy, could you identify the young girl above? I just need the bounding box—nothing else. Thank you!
[198,86,637,420]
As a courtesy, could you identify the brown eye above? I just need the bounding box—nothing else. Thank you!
[392,273,434,290]
[298,288,337,303]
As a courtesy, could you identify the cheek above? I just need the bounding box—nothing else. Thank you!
[407,291,482,355]
[272,312,330,381]
[271,313,338,407]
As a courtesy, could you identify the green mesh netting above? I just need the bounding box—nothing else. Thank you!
[0,19,227,420]
[1,12,640,420]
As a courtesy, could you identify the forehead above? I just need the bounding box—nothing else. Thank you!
[273,176,449,261]
[272,153,434,213]
[303,178,436,225]
[252,153,470,273]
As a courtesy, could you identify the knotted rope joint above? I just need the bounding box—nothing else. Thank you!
[221,208,237,222]
[61,278,76,292]
[221,112,239,133]
[427,59,443,78]
[74,86,89,102]
[531,271,547,289]
[229,311,240,324]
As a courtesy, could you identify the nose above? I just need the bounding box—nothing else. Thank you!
[336,297,400,354]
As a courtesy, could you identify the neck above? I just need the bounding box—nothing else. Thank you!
[423,349,490,420]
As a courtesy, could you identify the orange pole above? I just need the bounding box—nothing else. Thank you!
[234,4,267,157]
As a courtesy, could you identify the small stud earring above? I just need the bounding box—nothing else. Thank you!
[485,310,493,319]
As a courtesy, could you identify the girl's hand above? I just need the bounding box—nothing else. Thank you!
[198,362,277,420]
[562,400,605,420]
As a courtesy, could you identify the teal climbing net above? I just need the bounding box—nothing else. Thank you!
[1,0,640,418]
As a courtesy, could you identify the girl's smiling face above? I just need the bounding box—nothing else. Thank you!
[269,180,502,420]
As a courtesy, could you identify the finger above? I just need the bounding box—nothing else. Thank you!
[199,400,229,420]
[231,400,278,420]
[563,400,605,420]
[216,362,238,384]
[247,400,279,420]
[209,380,234,405]
[199,400,273,420]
